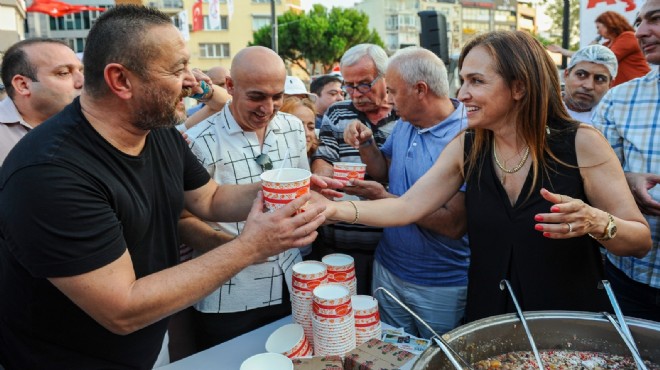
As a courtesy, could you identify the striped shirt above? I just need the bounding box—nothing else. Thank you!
[186,102,307,312]
[592,66,660,289]
[312,100,398,250]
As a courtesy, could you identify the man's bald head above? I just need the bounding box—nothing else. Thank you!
[230,46,285,86]
[206,66,230,88]
[226,46,287,132]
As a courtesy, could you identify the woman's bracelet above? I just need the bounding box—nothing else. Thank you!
[347,200,359,224]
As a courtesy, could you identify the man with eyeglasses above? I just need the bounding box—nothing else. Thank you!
[311,43,398,295]
[182,46,311,350]
[343,47,469,337]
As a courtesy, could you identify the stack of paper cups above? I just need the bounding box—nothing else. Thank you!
[322,253,357,296]
[291,261,328,350]
[265,323,313,359]
[352,295,382,345]
[311,283,356,356]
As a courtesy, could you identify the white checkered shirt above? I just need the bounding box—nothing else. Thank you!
[186,102,309,312]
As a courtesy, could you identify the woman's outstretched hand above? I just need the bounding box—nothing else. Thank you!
[534,188,604,239]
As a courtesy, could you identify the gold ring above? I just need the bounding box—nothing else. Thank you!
[565,222,573,233]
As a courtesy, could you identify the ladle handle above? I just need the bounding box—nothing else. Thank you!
[602,312,648,370]
[602,280,640,356]
[373,287,474,370]
[499,280,543,370]
[432,337,466,370]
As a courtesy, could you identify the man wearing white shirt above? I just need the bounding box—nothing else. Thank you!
[562,44,617,123]
[181,46,309,350]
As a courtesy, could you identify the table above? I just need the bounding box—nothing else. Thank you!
[155,316,293,370]
[155,316,417,370]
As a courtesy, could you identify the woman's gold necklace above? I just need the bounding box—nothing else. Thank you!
[493,142,530,185]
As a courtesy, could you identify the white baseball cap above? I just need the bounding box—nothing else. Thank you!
[285,76,316,101]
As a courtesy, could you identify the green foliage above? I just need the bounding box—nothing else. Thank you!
[530,31,554,46]
[250,4,384,77]
[544,0,581,49]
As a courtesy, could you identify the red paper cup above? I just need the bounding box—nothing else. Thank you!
[332,162,366,185]
[266,324,311,359]
[261,168,311,213]
[313,284,351,307]
[292,261,328,293]
[322,254,356,281]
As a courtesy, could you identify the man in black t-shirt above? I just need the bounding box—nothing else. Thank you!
[0,6,327,370]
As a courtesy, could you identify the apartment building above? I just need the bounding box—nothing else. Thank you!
[24,0,112,53]
[0,0,26,53]
[357,0,462,56]
[178,0,301,71]
[21,0,299,70]
[357,0,536,56]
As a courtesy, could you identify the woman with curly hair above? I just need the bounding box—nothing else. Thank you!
[549,11,650,86]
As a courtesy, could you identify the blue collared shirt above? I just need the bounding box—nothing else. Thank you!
[374,99,470,286]
[592,66,660,289]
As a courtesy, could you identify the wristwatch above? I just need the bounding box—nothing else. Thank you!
[589,213,617,241]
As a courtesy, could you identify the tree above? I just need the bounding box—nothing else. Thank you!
[545,0,581,49]
[250,4,384,77]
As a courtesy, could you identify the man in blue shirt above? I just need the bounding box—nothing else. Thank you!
[343,46,469,337]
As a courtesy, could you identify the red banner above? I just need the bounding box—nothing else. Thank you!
[26,0,105,17]
[191,0,203,32]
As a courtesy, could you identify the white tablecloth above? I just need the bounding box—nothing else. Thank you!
[154,316,417,370]
[155,316,293,370]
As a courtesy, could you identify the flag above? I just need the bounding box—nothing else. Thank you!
[26,0,105,17]
[192,0,203,32]
[178,10,189,41]
[226,0,233,20]
[209,0,220,29]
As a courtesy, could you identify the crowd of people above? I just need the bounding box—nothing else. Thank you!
[0,1,657,369]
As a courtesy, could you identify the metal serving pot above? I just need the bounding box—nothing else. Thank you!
[412,311,660,369]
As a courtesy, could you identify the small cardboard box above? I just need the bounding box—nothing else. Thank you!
[343,338,415,370]
[292,355,343,370]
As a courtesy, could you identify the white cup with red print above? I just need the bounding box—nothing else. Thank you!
[332,162,366,186]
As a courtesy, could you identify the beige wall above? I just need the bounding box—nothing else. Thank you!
[0,0,26,53]
[181,0,300,71]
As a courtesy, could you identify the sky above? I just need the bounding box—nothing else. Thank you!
[301,0,359,11]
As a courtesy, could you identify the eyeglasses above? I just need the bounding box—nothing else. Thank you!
[341,75,382,95]
[255,153,273,171]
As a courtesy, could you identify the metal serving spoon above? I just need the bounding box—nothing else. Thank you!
[602,312,648,370]
[602,280,647,370]
[602,280,639,354]
[499,279,544,370]
[373,287,475,370]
